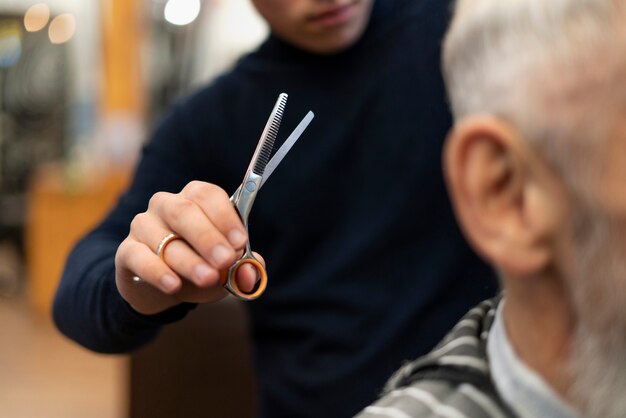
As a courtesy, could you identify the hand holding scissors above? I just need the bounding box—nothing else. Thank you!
[221,93,314,300]
[116,93,313,314]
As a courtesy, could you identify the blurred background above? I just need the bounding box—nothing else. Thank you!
[0,1,267,417]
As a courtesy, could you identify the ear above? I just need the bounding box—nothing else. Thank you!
[443,116,565,278]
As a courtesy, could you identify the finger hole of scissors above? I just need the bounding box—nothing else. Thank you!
[231,258,267,299]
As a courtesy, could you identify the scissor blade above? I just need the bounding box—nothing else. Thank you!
[260,111,314,189]
[250,93,288,176]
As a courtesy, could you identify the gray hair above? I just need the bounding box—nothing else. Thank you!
[442,0,626,194]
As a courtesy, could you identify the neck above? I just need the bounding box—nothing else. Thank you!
[502,274,575,400]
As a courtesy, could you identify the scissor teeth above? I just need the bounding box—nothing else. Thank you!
[252,94,287,175]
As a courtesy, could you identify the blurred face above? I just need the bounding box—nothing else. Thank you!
[562,116,626,417]
[250,0,375,54]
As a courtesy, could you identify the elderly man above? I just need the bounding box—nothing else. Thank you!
[357,0,626,417]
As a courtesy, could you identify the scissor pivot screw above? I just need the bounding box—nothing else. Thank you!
[245,181,257,192]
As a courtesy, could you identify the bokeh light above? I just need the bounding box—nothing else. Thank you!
[164,0,201,26]
[48,13,76,44]
[24,3,50,32]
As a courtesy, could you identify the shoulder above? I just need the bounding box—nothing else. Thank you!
[172,41,269,117]
[356,378,513,418]
[177,71,248,115]
[157,60,260,140]
[355,297,513,418]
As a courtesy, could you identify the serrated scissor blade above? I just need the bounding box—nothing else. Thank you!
[250,93,288,176]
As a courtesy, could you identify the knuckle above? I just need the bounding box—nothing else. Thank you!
[183,180,210,198]
[195,229,219,249]
[148,191,170,210]
[129,212,148,233]
[185,181,227,202]
[215,200,240,224]
[165,197,195,224]
[208,183,229,200]
[115,237,133,264]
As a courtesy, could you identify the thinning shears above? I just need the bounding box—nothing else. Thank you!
[220,93,314,301]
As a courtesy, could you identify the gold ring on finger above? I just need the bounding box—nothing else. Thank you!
[156,233,182,261]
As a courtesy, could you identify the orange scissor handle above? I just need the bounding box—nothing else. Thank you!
[220,256,267,301]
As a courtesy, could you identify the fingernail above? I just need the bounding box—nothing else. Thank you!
[228,229,246,247]
[194,263,215,284]
[161,274,179,292]
[211,244,232,266]
[228,229,246,248]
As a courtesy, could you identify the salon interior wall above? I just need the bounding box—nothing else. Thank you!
[2,0,267,167]
[0,0,97,300]
[1,0,98,158]
[145,0,268,130]
[7,0,269,200]
[100,0,267,167]
[190,0,268,89]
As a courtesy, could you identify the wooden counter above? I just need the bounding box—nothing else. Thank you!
[25,163,130,317]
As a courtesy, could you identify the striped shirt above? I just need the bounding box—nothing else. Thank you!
[355,297,517,418]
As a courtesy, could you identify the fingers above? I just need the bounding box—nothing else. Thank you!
[117,181,269,310]
[115,237,229,312]
[146,182,248,271]
[182,181,248,248]
[116,238,182,295]
[115,235,182,315]
[130,213,222,287]
[160,238,220,287]
[164,251,267,303]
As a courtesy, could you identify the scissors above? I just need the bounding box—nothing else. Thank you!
[220,93,314,301]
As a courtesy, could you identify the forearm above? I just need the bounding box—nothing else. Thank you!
[51,99,215,352]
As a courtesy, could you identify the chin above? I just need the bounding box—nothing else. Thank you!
[302,27,365,55]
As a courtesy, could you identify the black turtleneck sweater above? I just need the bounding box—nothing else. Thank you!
[53,1,497,416]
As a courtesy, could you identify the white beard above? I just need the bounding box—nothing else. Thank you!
[566,204,626,418]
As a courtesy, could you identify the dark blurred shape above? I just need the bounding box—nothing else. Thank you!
[0,15,68,297]
[130,299,258,418]
[2,22,67,194]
